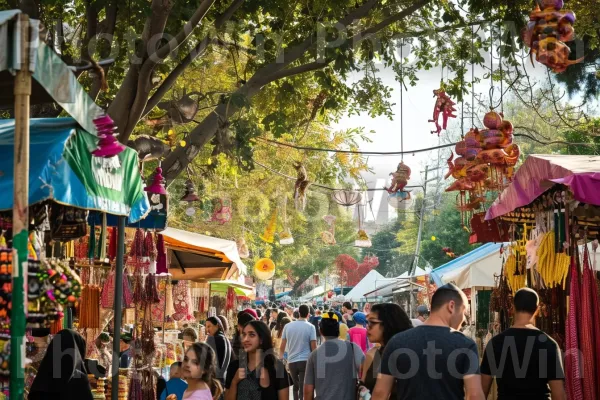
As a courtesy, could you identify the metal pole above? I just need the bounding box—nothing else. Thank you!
[411,165,429,275]
[10,14,32,400]
[111,216,126,400]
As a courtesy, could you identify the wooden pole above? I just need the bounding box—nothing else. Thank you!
[10,13,32,400]
[110,216,126,400]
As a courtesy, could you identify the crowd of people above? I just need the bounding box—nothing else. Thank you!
[24,284,566,400]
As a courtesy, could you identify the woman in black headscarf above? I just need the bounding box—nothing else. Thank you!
[29,329,94,400]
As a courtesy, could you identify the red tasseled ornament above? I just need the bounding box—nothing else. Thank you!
[144,274,160,304]
[156,234,168,275]
[132,274,144,304]
[226,287,235,310]
[129,229,144,260]
[199,296,206,313]
[128,375,143,400]
[108,227,117,261]
[145,231,156,260]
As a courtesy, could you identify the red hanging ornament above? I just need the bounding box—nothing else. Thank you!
[226,287,235,311]
[384,161,411,194]
[429,88,457,136]
[108,227,117,261]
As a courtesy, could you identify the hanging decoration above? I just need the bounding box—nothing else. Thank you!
[523,0,582,73]
[429,88,457,136]
[155,234,169,276]
[226,287,236,311]
[254,258,276,281]
[332,190,362,207]
[293,162,311,211]
[355,203,371,248]
[386,38,412,206]
[321,214,337,245]
[385,162,411,194]
[279,197,294,245]
[260,209,278,243]
[445,111,520,224]
[181,179,201,217]
[91,114,126,158]
[144,166,168,195]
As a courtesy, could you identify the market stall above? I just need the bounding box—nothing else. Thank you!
[484,154,600,398]
[0,9,154,400]
[344,270,397,302]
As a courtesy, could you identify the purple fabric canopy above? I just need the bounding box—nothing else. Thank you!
[486,155,600,220]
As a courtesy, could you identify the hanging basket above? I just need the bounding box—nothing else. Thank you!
[279,228,294,245]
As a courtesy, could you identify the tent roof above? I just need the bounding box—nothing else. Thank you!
[210,280,254,296]
[161,228,247,281]
[398,266,429,278]
[344,270,397,301]
[430,243,506,289]
[0,118,149,222]
[487,155,600,220]
[0,10,104,135]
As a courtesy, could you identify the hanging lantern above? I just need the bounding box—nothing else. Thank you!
[181,179,200,216]
[145,167,168,195]
[254,258,276,281]
[313,274,320,286]
[332,190,362,206]
[91,114,126,158]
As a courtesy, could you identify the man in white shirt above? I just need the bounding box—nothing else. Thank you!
[281,304,317,400]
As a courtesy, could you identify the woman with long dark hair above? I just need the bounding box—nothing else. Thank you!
[224,321,291,400]
[178,342,222,400]
[360,303,413,396]
[231,311,256,361]
[29,329,93,400]
[206,316,232,383]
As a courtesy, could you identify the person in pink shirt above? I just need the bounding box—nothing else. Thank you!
[347,312,369,352]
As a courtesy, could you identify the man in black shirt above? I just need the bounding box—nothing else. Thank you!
[480,288,566,400]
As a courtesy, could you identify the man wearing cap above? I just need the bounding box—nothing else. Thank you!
[119,331,133,368]
[411,305,430,327]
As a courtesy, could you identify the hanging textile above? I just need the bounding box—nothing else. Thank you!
[172,280,193,321]
[565,250,583,399]
[579,245,600,399]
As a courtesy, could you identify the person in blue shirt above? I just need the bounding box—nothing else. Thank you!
[160,361,188,400]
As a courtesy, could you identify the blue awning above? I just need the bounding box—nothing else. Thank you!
[0,118,150,223]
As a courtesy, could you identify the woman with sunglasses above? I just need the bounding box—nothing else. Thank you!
[360,303,413,396]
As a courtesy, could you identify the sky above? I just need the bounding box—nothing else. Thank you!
[333,54,549,226]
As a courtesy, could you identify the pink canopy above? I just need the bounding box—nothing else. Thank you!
[486,154,600,220]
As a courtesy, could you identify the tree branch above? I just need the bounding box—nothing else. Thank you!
[162,0,432,180]
[515,133,596,148]
[396,19,493,39]
[121,0,217,139]
[142,0,245,118]
[263,61,328,82]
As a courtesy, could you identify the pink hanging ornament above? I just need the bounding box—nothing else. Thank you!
[145,167,168,195]
[91,115,126,157]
